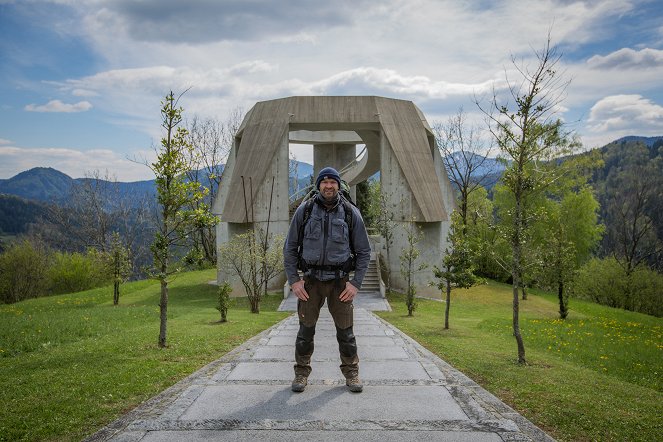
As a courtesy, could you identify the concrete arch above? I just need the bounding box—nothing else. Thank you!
[213,96,456,297]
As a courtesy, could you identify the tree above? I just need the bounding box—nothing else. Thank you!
[216,281,232,322]
[435,107,497,229]
[535,185,603,318]
[148,91,217,348]
[185,109,243,265]
[432,211,478,329]
[602,147,662,275]
[478,33,576,364]
[32,169,153,276]
[0,239,51,303]
[399,219,425,316]
[218,230,284,313]
[106,232,132,305]
[464,186,509,281]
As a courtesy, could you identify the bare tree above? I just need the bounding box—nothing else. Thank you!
[33,169,152,275]
[478,32,576,364]
[605,161,662,275]
[218,230,284,313]
[434,107,497,229]
[185,108,244,265]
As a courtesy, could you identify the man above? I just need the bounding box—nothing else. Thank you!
[283,166,371,393]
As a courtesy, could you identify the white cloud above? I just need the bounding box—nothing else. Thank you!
[71,88,99,97]
[587,48,663,69]
[0,145,156,181]
[587,94,663,133]
[0,138,12,145]
[24,100,93,113]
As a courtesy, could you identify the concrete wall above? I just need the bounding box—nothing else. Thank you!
[378,130,451,298]
[215,129,291,296]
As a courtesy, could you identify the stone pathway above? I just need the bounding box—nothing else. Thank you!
[86,295,554,441]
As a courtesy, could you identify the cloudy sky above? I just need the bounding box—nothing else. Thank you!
[1,0,662,181]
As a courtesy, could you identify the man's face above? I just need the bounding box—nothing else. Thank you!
[319,178,339,199]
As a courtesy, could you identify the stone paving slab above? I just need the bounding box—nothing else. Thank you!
[139,429,503,442]
[87,304,555,442]
[179,385,468,421]
[224,360,431,381]
[252,345,410,360]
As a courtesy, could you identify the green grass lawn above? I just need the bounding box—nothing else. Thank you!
[0,269,289,442]
[378,282,662,442]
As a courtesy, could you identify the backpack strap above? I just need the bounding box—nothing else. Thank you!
[296,199,315,271]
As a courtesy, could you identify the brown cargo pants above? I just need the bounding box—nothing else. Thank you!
[294,275,359,379]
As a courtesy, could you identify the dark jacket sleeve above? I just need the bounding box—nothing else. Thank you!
[349,205,371,289]
[283,203,305,286]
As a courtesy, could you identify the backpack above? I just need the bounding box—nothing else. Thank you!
[296,186,356,273]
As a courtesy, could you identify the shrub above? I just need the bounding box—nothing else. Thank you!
[216,281,233,322]
[47,249,111,295]
[572,257,663,317]
[0,239,51,303]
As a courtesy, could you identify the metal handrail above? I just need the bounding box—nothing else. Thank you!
[338,145,367,175]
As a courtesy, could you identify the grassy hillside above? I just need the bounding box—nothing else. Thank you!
[0,269,289,441]
[378,282,662,442]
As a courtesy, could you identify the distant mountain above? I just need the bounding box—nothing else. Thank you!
[0,167,75,203]
[0,160,315,206]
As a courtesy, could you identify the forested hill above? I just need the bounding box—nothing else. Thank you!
[588,136,663,270]
[0,194,50,236]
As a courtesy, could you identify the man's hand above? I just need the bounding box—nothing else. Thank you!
[291,280,309,301]
[339,281,358,302]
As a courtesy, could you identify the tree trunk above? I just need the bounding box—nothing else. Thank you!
[521,283,527,300]
[158,278,168,347]
[512,194,526,364]
[445,279,451,329]
[113,280,120,305]
[558,280,568,319]
[385,245,391,294]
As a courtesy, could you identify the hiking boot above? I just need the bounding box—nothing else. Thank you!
[346,376,363,393]
[291,375,308,392]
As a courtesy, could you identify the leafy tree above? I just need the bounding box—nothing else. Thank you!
[573,257,663,317]
[0,239,51,303]
[106,232,132,305]
[435,107,498,229]
[218,230,284,313]
[399,219,426,316]
[478,34,577,364]
[216,281,233,322]
[463,186,510,281]
[535,186,603,318]
[148,91,217,348]
[432,211,478,329]
[47,249,110,294]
